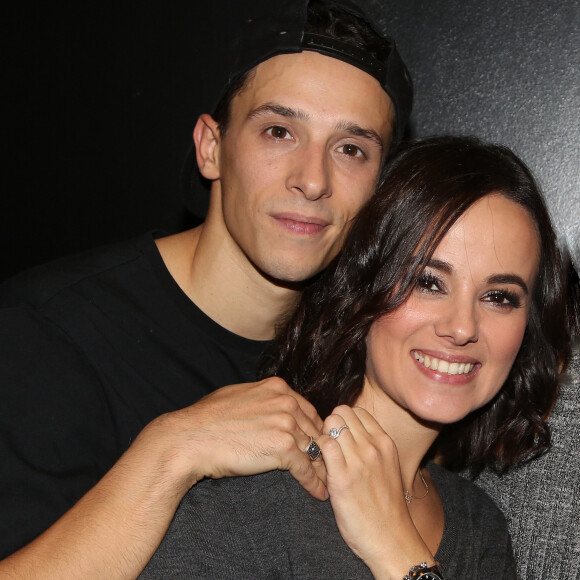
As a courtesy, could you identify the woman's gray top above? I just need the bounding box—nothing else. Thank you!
[141,462,516,579]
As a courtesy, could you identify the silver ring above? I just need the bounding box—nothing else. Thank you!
[329,425,349,439]
[304,437,321,461]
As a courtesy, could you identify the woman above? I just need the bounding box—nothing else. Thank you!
[141,136,577,579]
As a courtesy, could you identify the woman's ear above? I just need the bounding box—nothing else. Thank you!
[193,114,221,180]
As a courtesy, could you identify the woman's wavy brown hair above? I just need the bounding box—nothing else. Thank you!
[260,135,579,473]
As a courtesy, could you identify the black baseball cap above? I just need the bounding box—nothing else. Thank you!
[182,0,413,218]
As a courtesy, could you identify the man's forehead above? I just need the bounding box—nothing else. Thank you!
[242,51,393,112]
[233,51,394,138]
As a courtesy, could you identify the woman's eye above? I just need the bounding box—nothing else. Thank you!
[339,143,364,158]
[415,274,443,294]
[483,290,521,309]
[266,126,291,140]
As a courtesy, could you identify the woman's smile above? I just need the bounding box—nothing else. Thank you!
[412,350,477,375]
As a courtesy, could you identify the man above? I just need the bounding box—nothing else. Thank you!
[0,1,412,577]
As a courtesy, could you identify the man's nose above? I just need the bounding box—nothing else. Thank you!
[286,143,331,201]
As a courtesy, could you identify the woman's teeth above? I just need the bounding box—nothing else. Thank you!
[413,351,474,375]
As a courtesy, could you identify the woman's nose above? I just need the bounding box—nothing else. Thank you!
[434,301,479,345]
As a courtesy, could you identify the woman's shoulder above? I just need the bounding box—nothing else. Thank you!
[428,461,506,523]
[429,462,517,579]
[143,470,369,579]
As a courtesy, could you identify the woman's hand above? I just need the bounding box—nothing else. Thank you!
[317,405,434,579]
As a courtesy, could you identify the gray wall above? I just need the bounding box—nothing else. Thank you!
[371,0,580,264]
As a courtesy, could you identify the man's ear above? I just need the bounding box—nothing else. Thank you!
[193,114,221,180]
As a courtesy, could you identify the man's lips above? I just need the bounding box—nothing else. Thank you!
[272,213,330,235]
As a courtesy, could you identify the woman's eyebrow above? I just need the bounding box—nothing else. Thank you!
[487,274,529,294]
[426,259,529,294]
[426,258,453,274]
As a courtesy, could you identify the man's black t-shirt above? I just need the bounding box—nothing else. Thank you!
[0,233,267,558]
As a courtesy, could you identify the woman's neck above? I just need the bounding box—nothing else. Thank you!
[355,385,440,492]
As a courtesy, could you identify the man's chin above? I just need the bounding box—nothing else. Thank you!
[255,259,329,290]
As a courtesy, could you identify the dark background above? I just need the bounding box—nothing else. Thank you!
[3,0,579,282]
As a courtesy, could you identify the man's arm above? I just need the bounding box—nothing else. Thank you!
[0,377,326,579]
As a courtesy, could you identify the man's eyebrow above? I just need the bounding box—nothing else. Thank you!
[427,259,530,294]
[247,103,384,151]
[336,121,384,151]
[247,103,309,122]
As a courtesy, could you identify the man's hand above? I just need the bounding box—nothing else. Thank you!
[149,376,327,500]
[0,377,326,579]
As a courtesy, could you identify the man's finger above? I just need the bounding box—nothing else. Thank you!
[287,450,328,501]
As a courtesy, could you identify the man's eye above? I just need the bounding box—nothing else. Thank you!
[266,126,291,139]
[339,144,363,158]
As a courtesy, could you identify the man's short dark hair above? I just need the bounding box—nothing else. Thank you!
[214,0,403,141]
